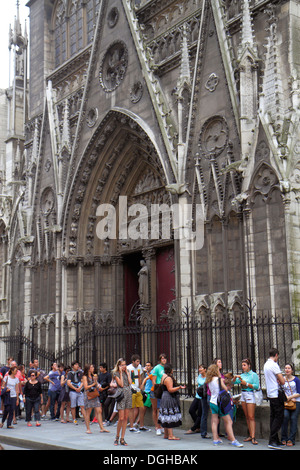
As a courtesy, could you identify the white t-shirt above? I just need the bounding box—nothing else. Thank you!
[127,364,143,392]
[4,376,19,398]
[264,358,282,398]
[208,377,220,406]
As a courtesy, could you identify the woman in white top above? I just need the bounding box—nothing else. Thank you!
[281,363,300,446]
[0,366,20,428]
[206,364,243,447]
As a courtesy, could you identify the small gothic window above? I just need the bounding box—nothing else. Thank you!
[86,0,100,44]
[69,2,83,58]
[55,0,67,68]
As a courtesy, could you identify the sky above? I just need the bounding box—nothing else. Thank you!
[0,0,29,89]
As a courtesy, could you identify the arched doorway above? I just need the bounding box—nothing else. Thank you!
[61,110,177,360]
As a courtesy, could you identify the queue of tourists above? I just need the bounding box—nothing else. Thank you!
[0,347,299,449]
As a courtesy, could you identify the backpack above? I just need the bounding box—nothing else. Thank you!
[196,383,207,399]
[217,378,232,415]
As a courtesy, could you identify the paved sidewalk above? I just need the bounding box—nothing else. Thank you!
[0,417,297,451]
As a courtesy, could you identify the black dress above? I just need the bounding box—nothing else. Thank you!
[158,377,182,429]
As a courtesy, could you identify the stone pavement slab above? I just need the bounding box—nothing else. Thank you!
[0,418,297,452]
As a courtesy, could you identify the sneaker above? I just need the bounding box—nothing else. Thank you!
[129,427,140,433]
[73,420,78,425]
[139,426,151,432]
[213,440,223,446]
[268,442,283,450]
[104,421,112,427]
[231,440,244,448]
[156,428,162,436]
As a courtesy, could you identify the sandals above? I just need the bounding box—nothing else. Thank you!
[244,436,258,445]
[120,438,128,446]
[114,437,119,446]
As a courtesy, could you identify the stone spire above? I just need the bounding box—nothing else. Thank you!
[260,6,284,131]
[178,23,191,92]
[239,0,257,58]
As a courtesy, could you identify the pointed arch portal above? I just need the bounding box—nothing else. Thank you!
[61,110,176,345]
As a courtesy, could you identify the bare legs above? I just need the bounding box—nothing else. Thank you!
[242,402,257,443]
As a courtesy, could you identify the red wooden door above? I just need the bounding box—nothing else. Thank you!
[156,245,175,357]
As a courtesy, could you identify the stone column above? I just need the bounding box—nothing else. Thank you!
[111,255,123,326]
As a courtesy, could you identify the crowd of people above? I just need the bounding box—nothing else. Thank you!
[0,347,299,449]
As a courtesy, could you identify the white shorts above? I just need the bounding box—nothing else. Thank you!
[241,391,256,404]
[69,390,84,408]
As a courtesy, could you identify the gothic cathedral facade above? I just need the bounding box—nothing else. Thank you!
[1,0,300,353]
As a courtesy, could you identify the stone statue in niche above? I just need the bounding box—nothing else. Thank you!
[138,259,149,306]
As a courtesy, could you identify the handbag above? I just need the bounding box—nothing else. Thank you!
[114,389,124,403]
[248,372,263,406]
[197,384,207,399]
[87,389,99,400]
[253,389,264,406]
[284,380,297,411]
[1,387,11,406]
[154,383,163,399]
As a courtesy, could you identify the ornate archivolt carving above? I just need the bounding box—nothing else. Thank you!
[64,111,171,260]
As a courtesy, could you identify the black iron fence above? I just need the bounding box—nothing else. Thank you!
[1,309,300,397]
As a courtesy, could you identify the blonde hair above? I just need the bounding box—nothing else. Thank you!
[205,364,220,384]
[113,357,125,374]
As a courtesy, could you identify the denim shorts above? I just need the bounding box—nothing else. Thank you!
[69,390,84,408]
[150,390,160,407]
[241,391,255,404]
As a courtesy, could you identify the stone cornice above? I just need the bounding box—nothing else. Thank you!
[47,45,92,88]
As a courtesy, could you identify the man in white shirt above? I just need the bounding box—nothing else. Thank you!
[127,355,149,432]
[264,348,285,449]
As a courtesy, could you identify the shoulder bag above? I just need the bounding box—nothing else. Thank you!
[250,372,264,406]
[284,380,297,411]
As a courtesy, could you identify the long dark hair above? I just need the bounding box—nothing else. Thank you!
[83,364,94,376]
[164,363,179,387]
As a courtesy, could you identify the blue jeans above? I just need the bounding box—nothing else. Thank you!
[189,397,208,437]
[2,396,17,427]
[281,402,300,444]
[48,389,61,420]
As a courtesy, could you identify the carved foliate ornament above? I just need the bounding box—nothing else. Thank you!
[41,188,55,216]
[198,116,229,159]
[99,41,128,92]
